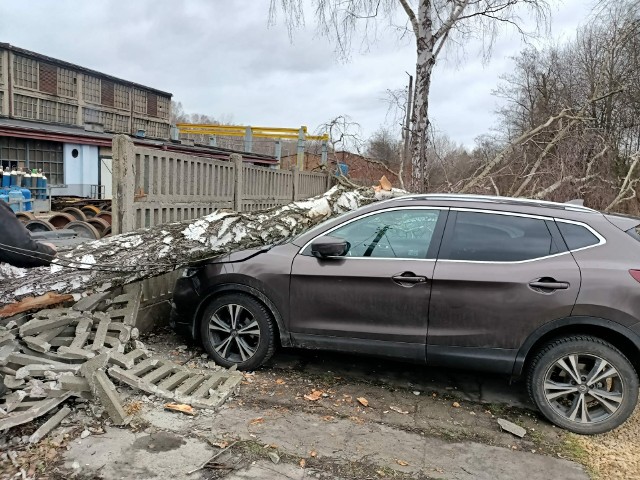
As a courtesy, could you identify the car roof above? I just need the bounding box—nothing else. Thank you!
[386,193,599,214]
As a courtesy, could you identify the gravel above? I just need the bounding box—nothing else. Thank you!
[574,407,640,479]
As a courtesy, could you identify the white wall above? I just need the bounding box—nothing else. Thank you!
[56,143,99,197]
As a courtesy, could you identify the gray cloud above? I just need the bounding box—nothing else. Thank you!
[1,0,592,148]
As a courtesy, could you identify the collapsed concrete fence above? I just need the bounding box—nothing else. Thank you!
[110,135,332,325]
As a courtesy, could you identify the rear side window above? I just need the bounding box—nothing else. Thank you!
[626,225,640,243]
[442,211,555,262]
[557,222,600,250]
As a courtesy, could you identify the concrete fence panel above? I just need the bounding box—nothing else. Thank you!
[111,135,331,314]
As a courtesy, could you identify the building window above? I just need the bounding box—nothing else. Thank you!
[114,84,130,110]
[83,107,100,124]
[57,103,78,125]
[0,137,64,185]
[101,111,114,130]
[14,94,38,119]
[132,117,147,134]
[157,96,170,120]
[39,99,57,122]
[83,75,101,104]
[114,114,130,133]
[57,68,78,98]
[0,92,3,115]
[13,55,38,89]
[133,88,147,114]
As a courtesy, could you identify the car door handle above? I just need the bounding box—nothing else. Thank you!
[529,280,570,290]
[392,273,427,285]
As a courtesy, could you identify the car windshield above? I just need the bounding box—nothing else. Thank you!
[291,208,355,244]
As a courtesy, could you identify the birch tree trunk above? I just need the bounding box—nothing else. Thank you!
[0,184,404,314]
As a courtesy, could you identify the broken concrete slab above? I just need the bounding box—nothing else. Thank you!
[22,325,67,353]
[107,285,142,326]
[15,363,81,380]
[0,393,72,431]
[497,418,527,438]
[79,353,110,380]
[59,375,91,393]
[91,370,130,426]
[29,406,72,443]
[108,359,243,408]
[72,292,111,313]
[19,315,79,337]
[108,349,151,370]
[3,375,25,390]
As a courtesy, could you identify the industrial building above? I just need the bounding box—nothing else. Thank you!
[0,43,276,201]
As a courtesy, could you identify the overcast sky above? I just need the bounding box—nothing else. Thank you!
[1,0,595,148]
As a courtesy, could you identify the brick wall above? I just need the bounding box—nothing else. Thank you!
[101,79,114,107]
[38,63,57,94]
[147,93,157,117]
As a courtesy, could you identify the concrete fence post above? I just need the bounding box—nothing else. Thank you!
[232,153,243,212]
[325,172,333,192]
[112,134,136,234]
[291,166,299,202]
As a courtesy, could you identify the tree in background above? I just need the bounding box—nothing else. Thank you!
[269,0,551,192]
[444,0,640,212]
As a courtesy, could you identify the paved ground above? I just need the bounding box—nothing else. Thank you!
[53,327,589,480]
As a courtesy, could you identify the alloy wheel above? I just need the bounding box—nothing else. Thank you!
[543,353,624,425]
[208,304,261,363]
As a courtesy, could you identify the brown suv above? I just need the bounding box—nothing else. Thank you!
[171,194,640,434]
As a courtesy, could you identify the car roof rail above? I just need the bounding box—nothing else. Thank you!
[395,193,598,213]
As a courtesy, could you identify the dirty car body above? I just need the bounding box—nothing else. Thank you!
[171,194,640,434]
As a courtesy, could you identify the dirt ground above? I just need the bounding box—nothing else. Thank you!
[1,325,634,479]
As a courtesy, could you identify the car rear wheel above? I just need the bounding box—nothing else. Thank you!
[200,293,275,370]
[527,335,638,434]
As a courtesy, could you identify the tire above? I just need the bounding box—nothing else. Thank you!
[200,293,275,370]
[527,335,639,435]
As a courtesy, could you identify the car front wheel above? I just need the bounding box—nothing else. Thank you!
[527,335,639,435]
[200,293,275,370]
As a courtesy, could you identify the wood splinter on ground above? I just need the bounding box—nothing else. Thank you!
[164,403,196,416]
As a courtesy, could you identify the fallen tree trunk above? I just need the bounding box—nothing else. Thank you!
[1,182,403,315]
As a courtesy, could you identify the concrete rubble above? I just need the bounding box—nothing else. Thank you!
[0,285,243,444]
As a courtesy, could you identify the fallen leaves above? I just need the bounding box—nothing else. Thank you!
[310,450,317,458]
[276,379,286,385]
[396,459,409,466]
[357,397,369,407]
[322,415,335,422]
[164,403,195,416]
[299,459,306,468]
[124,401,143,416]
[304,389,324,401]
[210,441,229,449]
[452,402,461,408]
[249,417,264,425]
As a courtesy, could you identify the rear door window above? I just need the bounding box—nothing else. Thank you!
[441,211,556,262]
[556,222,600,250]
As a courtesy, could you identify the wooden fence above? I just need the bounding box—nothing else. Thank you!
[111,135,330,313]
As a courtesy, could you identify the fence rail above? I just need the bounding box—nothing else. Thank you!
[111,135,330,313]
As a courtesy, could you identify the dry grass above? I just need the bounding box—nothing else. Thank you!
[571,407,640,479]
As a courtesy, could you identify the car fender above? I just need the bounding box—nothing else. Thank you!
[512,315,640,376]
[194,281,292,347]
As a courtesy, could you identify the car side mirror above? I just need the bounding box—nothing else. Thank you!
[310,236,349,259]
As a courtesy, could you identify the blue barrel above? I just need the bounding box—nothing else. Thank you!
[8,187,24,212]
[10,169,18,187]
[1,169,10,188]
[0,188,8,205]
[20,187,32,211]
